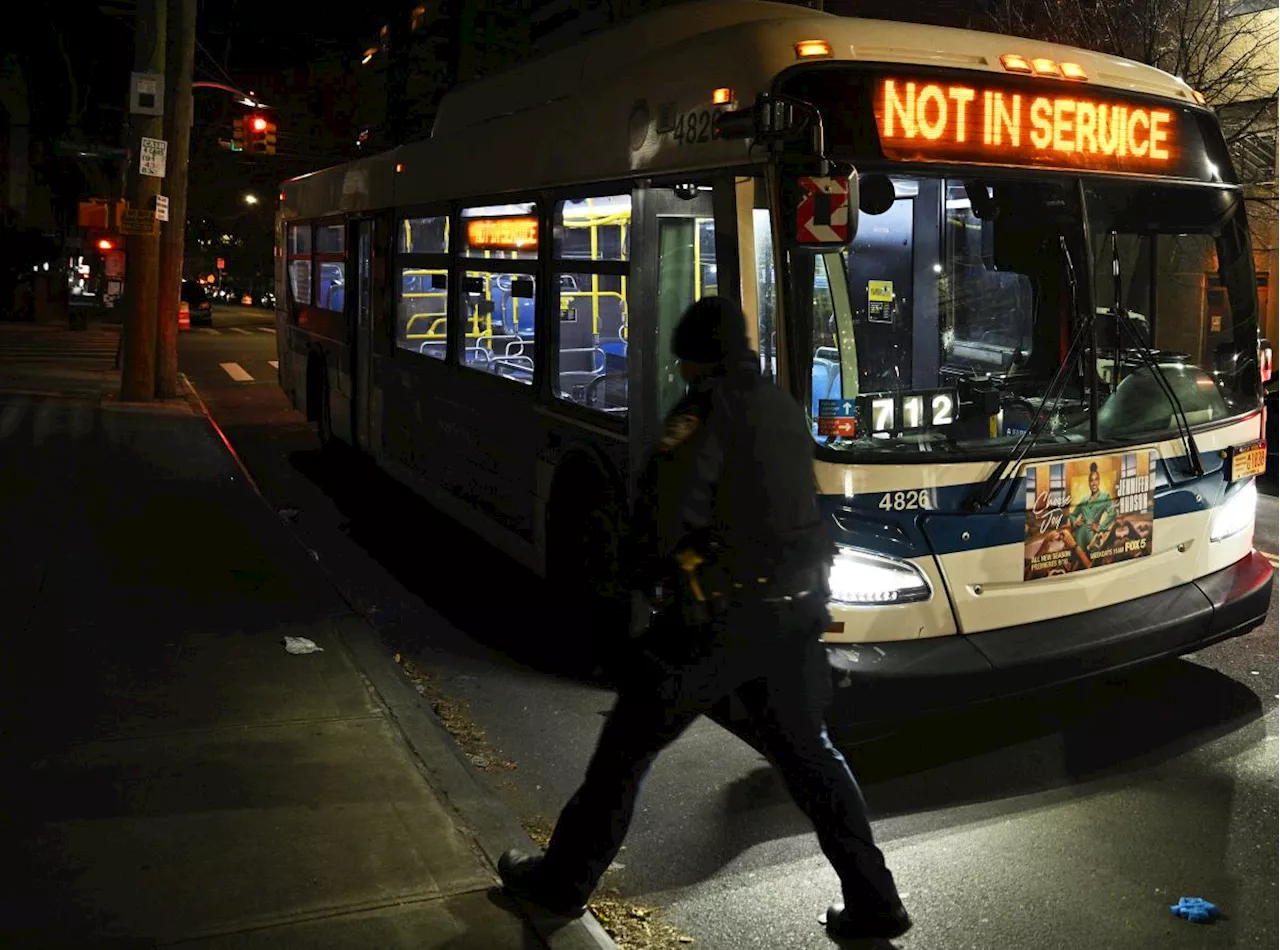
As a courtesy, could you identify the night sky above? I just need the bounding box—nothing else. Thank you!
[20,0,992,280]
[196,0,381,72]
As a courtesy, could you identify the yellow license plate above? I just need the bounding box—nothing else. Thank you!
[1230,441,1266,480]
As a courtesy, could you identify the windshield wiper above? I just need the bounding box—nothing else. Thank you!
[967,236,1092,511]
[1104,233,1205,477]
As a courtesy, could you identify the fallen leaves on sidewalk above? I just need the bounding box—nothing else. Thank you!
[514,815,695,949]
[521,815,555,850]
[394,651,697,948]
[590,888,698,950]
[394,654,517,772]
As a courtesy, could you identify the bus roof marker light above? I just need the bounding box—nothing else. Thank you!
[1031,57,1059,76]
[795,39,832,59]
[1059,62,1088,81]
[1000,53,1033,73]
[1192,90,1207,105]
[712,87,734,105]
[396,162,405,173]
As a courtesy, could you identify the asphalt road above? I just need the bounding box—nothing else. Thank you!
[181,317,1279,950]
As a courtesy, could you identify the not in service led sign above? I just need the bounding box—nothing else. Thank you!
[466,217,538,251]
[874,77,1193,177]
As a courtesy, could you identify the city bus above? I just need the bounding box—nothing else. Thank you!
[275,0,1273,715]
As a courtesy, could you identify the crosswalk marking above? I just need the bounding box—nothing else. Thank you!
[0,329,119,368]
[268,360,279,369]
[229,327,254,335]
[257,326,276,333]
[0,397,97,443]
[219,361,254,382]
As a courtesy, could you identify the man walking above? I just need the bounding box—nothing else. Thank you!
[499,297,910,940]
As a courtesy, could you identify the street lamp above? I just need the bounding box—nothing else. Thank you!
[243,193,260,205]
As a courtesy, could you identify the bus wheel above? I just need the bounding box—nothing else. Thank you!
[308,355,335,452]
[305,358,335,453]
[547,473,628,678]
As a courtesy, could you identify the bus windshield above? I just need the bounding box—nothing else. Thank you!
[795,174,1259,457]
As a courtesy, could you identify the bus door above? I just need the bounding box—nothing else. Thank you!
[351,218,374,450]
[630,179,736,487]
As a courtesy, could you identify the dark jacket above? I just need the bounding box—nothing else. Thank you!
[631,351,833,597]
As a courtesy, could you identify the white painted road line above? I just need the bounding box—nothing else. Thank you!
[257,326,276,333]
[1263,550,1279,567]
[229,327,254,335]
[197,327,219,335]
[268,360,279,369]
[219,362,254,382]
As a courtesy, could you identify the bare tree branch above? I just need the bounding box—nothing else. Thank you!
[986,0,1277,193]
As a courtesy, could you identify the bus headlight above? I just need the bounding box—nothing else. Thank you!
[828,545,932,605]
[1209,479,1256,542]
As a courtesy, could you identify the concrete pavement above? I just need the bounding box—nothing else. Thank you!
[0,320,615,950]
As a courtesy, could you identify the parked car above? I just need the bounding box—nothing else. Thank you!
[181,280,213,325]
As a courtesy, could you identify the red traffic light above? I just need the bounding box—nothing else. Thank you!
[97,238,115,251]
[251,116,268,132]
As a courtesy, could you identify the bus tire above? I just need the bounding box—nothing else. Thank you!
[547,466,628,676]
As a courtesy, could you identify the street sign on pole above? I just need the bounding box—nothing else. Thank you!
[139,137,168,177]
[130,72,165,115]
[121,208,159,235]
[154,195,170,221]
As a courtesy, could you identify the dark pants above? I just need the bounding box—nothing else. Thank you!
[539,594,900,909]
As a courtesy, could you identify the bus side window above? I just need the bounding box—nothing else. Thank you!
[286,223,312,321]
[396,214,451,360]
[554,194,631,415]
[460,202,540,385]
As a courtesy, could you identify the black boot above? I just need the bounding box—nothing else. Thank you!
[824,900,913,940]
[497,849,589,918]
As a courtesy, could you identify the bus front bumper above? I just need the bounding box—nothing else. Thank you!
[825,550,1274,720]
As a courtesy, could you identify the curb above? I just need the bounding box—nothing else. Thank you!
[180,374,618,950]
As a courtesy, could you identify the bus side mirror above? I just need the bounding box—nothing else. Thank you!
[780,170,858,253]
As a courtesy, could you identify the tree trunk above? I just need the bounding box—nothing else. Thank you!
[121,0,167,402]
[157,0,196,399]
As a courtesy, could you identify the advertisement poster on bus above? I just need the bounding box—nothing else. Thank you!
[1022,450,1156,581]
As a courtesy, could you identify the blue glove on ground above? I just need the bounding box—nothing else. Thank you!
[1169,897,1218,923]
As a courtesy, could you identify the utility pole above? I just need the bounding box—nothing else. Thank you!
[121,0,167,402]
[157,0,196,399]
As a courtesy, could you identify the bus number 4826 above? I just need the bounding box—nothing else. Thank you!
[877,489,934,511]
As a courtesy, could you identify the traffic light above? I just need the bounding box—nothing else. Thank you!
[231,117,245,151]
[247,114,278,155]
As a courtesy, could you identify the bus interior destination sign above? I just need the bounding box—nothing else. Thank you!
[871,75,1204,179]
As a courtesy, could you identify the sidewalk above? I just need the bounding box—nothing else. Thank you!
[0,324,615,949]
